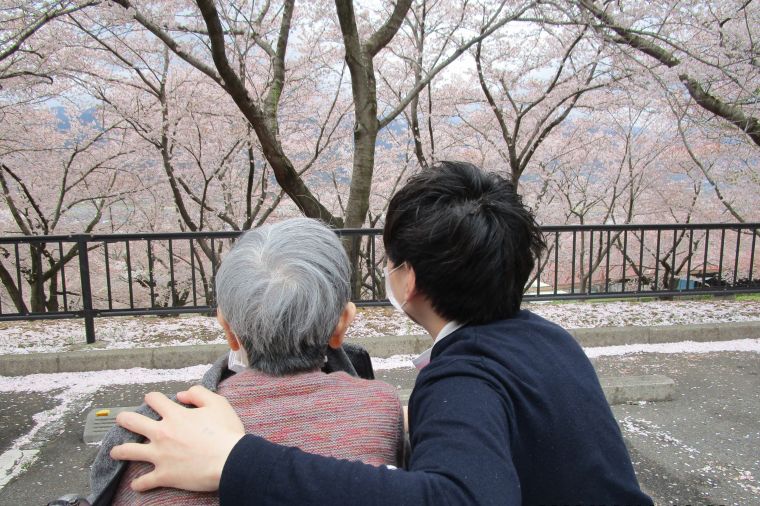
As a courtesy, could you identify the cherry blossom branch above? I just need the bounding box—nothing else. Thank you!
[576,0,760,148]
[0,163,39,234]
[379,1,537,129]
[0,1,101,63]
[110,0,223,86]
[193,0,339,225]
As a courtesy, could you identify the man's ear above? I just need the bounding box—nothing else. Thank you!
[328,302,356,349]
[403,264,418,302]
[217,308,240,351]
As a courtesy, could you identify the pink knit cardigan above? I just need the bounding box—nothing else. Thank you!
[112,369,404,505]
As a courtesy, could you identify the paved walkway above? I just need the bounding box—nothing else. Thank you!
[0,346,758,504]
[597,351,760,505]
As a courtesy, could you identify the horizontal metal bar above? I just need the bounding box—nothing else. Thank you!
[2,224,757,245]
[334,229,383,236]
[0,235,81,244]
[538,223,760,233]
[354,300,391,307]
[0,312,82,322]
[0,232,237,244]
[524,288,760,302]
[95,307,215,317]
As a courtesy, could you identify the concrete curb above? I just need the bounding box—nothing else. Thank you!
[569,321,760,347]
[600,375,675,404]
[0,344,229,377]
[1,321,759,377]
[396,374,676,406]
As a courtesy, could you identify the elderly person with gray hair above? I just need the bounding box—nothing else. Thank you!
[88,218,404,505]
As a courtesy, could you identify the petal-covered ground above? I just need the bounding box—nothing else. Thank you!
[2,338,760,501]
[1,299,759,355]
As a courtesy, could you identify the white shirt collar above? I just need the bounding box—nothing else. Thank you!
[411,321,464,370]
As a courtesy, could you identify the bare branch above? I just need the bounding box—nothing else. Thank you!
[263,0,294,115]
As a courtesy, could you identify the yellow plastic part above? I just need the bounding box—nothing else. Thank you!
[95,409,111,417]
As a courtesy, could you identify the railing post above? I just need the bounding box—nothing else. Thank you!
[76,235,96,344]
[33,242,44,312]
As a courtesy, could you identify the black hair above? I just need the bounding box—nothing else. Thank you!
[383,161,546,324]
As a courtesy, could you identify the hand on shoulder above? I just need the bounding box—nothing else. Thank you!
[110,385,245,492]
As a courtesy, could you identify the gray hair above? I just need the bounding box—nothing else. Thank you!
[215,218,351,375]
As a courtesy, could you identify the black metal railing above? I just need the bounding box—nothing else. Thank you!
[1,223,758,344]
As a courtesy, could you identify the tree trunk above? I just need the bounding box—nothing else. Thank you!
[344,120,379,297]
[46,265,59,312]
[0,260,27,313]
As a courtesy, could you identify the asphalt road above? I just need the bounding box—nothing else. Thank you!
[597,351,760,505]
[1,350,758,505]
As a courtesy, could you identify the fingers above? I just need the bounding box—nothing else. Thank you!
[110,441,154,463]
[176,384,218,408]
[115,410,160,440]
[143,391,183,418]
[130,469,163,492]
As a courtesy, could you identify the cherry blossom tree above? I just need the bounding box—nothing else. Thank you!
[0,0,100,85]
[469,21,619,187]
[569,0,760,148]
[668,95,760,224]
[0,102,138,312]
[2,0,758,310]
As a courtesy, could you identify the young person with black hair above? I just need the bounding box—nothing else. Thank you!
[110,161,653,505]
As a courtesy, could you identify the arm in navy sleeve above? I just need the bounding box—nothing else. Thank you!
[219,367,520,506]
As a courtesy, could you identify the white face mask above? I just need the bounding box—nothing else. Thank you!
[384,263,407,312]
[228,337,250,373]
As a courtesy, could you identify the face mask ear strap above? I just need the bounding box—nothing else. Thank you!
[387,261,406,276]
[385,265,409,313]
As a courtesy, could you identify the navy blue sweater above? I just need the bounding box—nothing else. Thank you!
[220,311,652,505]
